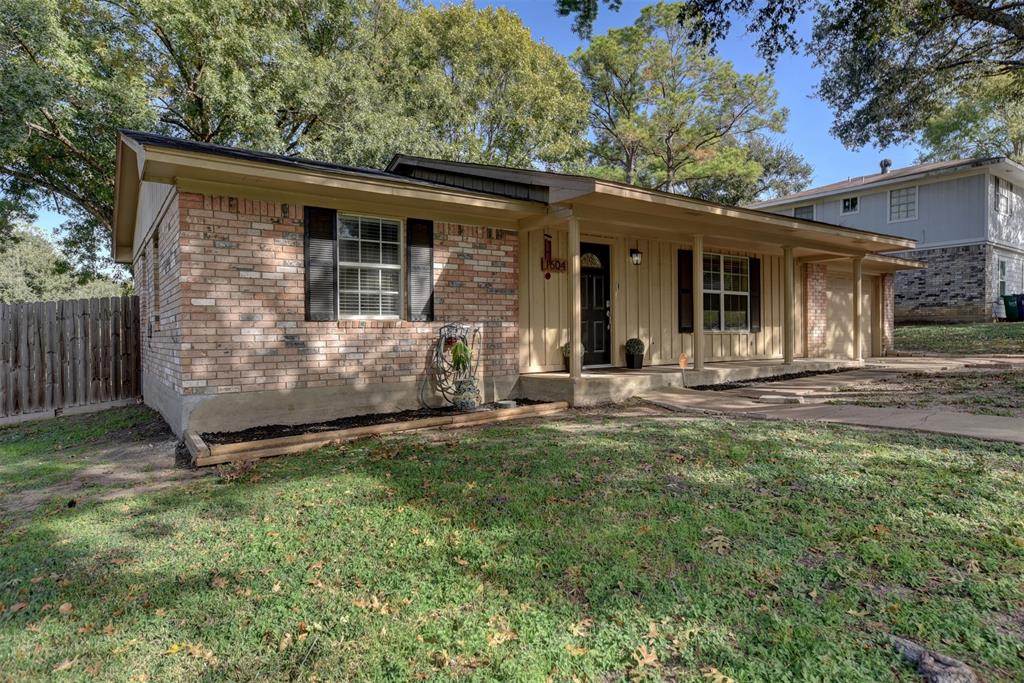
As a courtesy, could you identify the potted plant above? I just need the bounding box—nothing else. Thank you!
[450,340,479,410]
[625,338,645,369]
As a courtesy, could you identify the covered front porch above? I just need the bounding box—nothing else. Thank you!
[517,358,860,405]
[515,181,921,407]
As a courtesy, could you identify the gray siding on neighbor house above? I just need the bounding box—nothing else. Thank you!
[773,173,988,248]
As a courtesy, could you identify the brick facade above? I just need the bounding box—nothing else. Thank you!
[804,263,828,357]
[894,244,991,323]
[134,191,519,433]
[133,188,184,398]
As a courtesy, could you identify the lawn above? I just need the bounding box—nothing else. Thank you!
[2,407,1024,681]
[832,368,1024,417]
[895,321,1024,355]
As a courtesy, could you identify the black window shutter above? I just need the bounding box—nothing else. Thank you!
[304,206,338,321]
[407,219,434,321]
[677,249,694,333]
[749,257,762,333]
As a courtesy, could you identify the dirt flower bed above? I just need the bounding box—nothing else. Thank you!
[831,368,1024,417]
[201,399,550,445]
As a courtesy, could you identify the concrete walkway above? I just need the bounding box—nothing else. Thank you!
[641,356,1024,444]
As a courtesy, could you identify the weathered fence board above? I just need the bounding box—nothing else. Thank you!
[0,295,140,421]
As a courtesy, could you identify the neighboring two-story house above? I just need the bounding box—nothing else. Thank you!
[755,157,1024,322]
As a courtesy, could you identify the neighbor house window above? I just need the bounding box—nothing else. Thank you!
[337,214,402,318]
[996,177,1014,214]
[703,254,749,331]
[889,187,917,222]
[792,205,814,220]
[999,259,1007,296]
[841,196,859,214]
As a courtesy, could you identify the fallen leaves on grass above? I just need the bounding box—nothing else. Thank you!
[487,615,518,647]
[702,666,735,683]
[704,535,731,555]
[569,618,593,637]
[58,602,73,615]
[632,644,658,668]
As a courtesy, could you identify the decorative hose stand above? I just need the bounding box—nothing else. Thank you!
[431,323,481,410]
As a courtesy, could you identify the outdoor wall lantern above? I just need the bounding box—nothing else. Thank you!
[629,248,643,266]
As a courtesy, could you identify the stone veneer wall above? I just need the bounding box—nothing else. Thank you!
[135,191,519,435]
[894,244,991,323]
[805,263,828,357]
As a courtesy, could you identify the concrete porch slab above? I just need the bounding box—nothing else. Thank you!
[517,358,860,405]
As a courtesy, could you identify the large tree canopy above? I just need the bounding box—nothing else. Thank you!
[572,3,809,203]
[918,76,1024,163]
[0,0,588,274]
[557,0,1024,151]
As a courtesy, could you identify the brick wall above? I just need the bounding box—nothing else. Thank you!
[893,244,991,323]
[169,193,518,399]
[805,263,828,357]
[133,188,183,395]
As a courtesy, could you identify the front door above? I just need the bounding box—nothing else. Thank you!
[581,243,611,366]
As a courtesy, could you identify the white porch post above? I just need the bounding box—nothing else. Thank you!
[568,217,582,379]
[852,256,864,361]
[693,234,705,371]
[783,246,795,365]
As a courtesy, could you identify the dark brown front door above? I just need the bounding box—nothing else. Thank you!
[581,243,611,366]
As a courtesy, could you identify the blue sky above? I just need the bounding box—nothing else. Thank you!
[37,0,918,236]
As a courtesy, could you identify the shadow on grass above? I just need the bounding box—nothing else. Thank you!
[2,412,1023,680]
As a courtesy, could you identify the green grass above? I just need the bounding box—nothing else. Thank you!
[0,405,160,496]
[3,408,1024,681]
[895,321,1024,355]
[833,369,1024,417]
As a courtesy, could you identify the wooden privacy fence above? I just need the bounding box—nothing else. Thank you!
[0,296,141,423]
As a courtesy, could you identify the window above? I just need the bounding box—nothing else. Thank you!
[841,196,859,214]
[996,177,1014,214]
[337,214,402,318]
[888,187,917,222]
[703,254,749,331]
[999,259,1007,297]
[793,205,814,220]
[151,228,160,328]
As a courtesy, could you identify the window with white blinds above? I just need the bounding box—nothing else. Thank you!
[337,215,402,318]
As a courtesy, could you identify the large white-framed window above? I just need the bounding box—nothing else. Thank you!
[337,213,403,319]
[999,259,1008,297]
[703,253,750,332]
[792,205,814,220]
[996,177,1014,215]
[888,186,918,222]
[840,196,859,215]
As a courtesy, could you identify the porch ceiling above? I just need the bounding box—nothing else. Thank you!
[521,184,917,261]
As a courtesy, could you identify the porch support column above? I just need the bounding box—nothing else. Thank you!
[693,234,705,371]
[852,256,864,361]
[783,246,795,365]
[568,216,582,379]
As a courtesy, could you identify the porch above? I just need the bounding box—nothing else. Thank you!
[516,358,861,406]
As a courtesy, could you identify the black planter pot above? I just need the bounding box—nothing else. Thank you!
[625,353,644,369]
[563,356,570,373]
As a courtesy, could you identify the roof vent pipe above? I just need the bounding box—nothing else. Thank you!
[880,158,892,174]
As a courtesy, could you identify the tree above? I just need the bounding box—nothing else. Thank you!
[572,3,805,202]
[918,76,1024,162]
[685,136,812,205]
[0,226,129,304]
[556,0,1024,150]
[1,0,587,275]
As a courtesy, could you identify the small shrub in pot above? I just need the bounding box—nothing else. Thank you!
[625,338,645,369]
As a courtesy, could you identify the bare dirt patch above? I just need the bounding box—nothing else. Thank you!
[829,368,1024,417]
[0,410,208,517]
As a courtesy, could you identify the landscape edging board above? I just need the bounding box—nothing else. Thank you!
[184,402,569,467]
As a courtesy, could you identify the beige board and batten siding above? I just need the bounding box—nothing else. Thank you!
[518,229,804,372]
[825,268,877,359]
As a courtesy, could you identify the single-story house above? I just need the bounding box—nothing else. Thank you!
[112,131,921,436]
